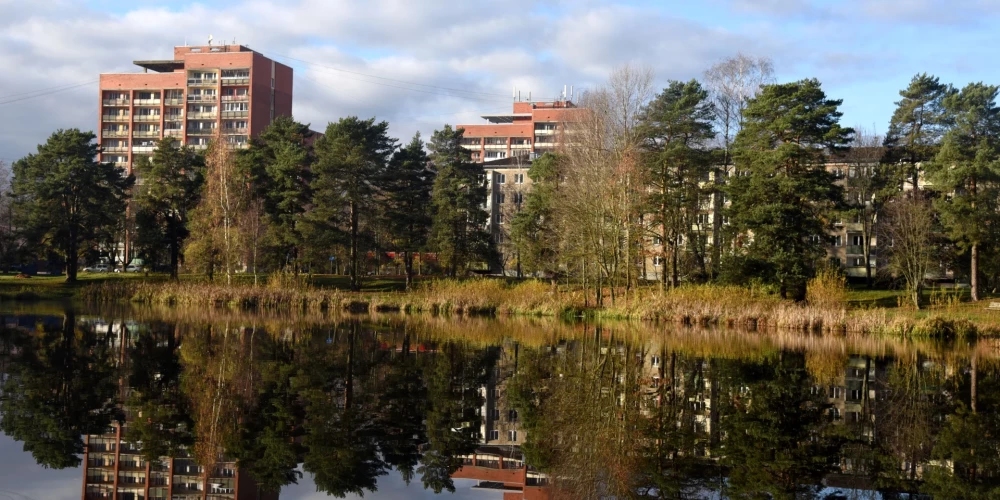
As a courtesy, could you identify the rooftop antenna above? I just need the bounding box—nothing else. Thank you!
[512,86,517,102]
[570,85,574,100]
[563,85,567,100]
[208,34,213,46]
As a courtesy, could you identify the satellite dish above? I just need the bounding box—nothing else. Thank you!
[208,34,214,45]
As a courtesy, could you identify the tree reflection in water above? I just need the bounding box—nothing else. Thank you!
[1,308,999,498]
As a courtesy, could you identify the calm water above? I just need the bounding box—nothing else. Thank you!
[0,304,997,499]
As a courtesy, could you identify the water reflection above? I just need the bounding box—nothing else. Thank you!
[1,307,998,499]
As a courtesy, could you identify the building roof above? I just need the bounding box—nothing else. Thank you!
[481,113,533,124]
[132,60,185,73]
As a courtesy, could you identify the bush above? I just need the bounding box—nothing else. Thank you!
[806,266,847,309]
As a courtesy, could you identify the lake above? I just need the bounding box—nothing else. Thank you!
[0,303,996,499]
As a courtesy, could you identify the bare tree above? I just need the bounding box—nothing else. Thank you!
[703,53,775,272]
[844,128,897,288]
[560,64,654,304]
[187,134,247,283]
[884,192,937,308]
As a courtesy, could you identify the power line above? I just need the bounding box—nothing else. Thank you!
[265,51,513,99]
[0,79,100,100]
[0,80,98,106]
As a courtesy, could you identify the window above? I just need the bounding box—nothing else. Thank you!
[508,430,517,442]
[652,256,662,267]
[652,236,662,245]
[696,213,710,225]
[488,430,499,441]
[833,235,843,247]
[850,389,862,400]
[486,151,506,159]
[851,234,863,246]
[222,102,249,111]
[497,192,505,204]
[497,173,506,184]
[491,408,500,420]
[829,257,842,267]
[651,355,660,367]
[513,191,524,204]
[508,409,518,421]
[852,257,864,266]
[496,213,504,225]
[514,173,525,184]
[831,408,842,420]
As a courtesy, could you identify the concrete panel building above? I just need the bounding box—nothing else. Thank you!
[98,44,293,176]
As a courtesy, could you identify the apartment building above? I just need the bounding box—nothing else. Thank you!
[461,100,582,274]
[82,421,276,500]
[98,43,293,175]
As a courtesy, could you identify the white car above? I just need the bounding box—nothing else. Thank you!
[85,264,110,272]
[125,264,143,273]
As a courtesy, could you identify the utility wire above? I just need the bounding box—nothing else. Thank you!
[266,51,512,99]
[0,79,100,100]
[0,80,98,106]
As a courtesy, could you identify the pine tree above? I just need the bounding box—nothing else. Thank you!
[726,79,853,299]
[885,73,955,190]
[11,129,133,281]
[133,137,204,279]
[510,153,565,280]
[639,79,716,288]
[237,116,312,271]
[427,126,493,276]
[926,82,1000,302]
[381,133,434,289]
[312,117,396,290]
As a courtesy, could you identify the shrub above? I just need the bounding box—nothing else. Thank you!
[806,266,847,309]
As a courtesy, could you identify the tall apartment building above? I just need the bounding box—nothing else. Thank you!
[459,100,583,273]
[82,421,276,500]
[98,44,293,174]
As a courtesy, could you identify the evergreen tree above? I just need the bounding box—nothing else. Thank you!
[133,137,204,278]
[238,117,313,271]
[510,153,565,281]
[428,126,493,276]
[381,133,434,289]
[885,73,955,190]
[312,117,396,290]
[10,129,133,281]
[726,79,852,299]
[639,79,716,288]
[926,82,1000,302]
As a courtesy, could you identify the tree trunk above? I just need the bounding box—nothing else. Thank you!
[971,243,979,302]
[65,233,78,282]
[671,242,679,289]
[350,201,359,291]
[169,221,180,281]
[912,283,922,310]
[404,250,414,291]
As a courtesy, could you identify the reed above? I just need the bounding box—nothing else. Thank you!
[80,278,1000,338]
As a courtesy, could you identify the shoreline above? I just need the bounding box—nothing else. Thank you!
[3,276,997,339]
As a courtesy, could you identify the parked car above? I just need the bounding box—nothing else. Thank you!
[125,264,144,273]
[84,264,110,273]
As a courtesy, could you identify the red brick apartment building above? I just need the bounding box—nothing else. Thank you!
[82,422,277,500]
[98,44,293,174]
[457,100,582,162]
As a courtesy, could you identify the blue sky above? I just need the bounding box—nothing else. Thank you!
[3,0,1000,163]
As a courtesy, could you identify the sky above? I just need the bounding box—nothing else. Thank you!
[0,432,500,500]
[3,0,1000,164]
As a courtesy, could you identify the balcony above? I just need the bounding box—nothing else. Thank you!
[102,130,129,138]
[164,115,184,121]
[101,146,129,153]
[186,128,216,136]
[133,130,160,138]
[133,114,161,122]
[221,77,250,85]
[188,94,218,102]
[164,97,185,105]
[102,99,130,106]
[533,128,556,135]
[222,127,248,135]
[102,115,129,122]
[221,95,249,102]
[132,146,156,153]
[188,112,217,119]
[221,110,248,118]
[164,129,183,137]
[187,78,218,86]
[846,245,865,256]
[133,98,161,105]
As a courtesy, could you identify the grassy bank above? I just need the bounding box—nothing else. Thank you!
[48,275,1000,338]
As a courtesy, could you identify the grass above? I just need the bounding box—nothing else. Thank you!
[6,271,1000,338]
